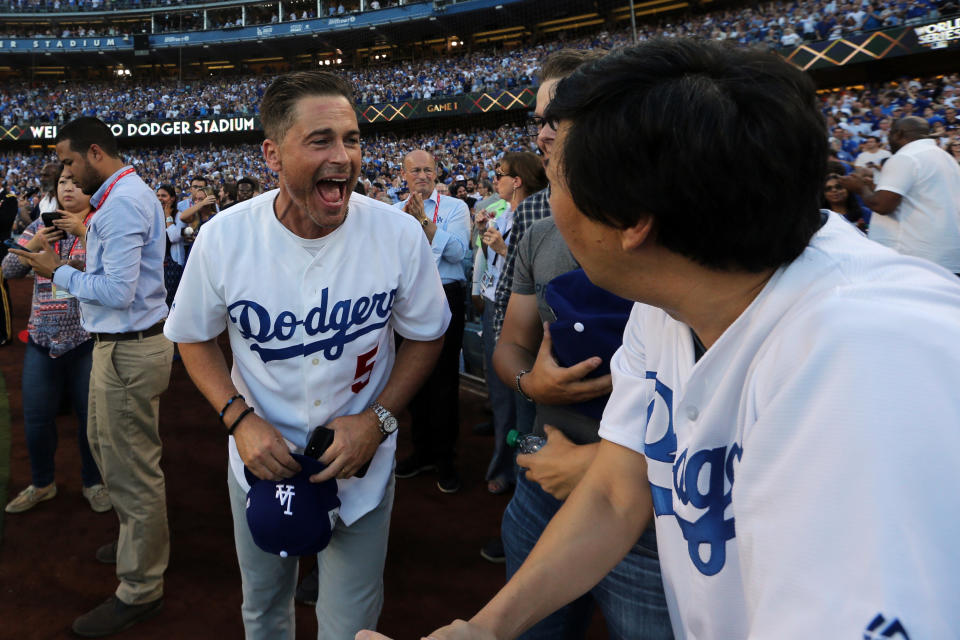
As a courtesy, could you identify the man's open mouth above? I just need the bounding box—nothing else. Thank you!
[316,177,347,207]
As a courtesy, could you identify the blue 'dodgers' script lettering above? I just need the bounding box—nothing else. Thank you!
[227,287,397,363]
[644,370,742,577]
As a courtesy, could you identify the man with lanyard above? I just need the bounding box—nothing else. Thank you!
[13,116,173,638]
[394,149,470,493]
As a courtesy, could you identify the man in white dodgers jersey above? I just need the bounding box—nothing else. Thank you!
[164,71,448,639]
[359,39,960,640]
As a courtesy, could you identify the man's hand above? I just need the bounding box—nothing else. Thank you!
[10,233,64,278]
[233,413,301,481]
[523,323,613,405]
[312,409,381,482]
[837,172,867,194]
[426,620,499,640]
[354,619,497,640]
[403,191,426,222]
[517,426,596,501]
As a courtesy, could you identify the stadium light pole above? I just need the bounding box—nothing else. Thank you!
[629,0,638,43]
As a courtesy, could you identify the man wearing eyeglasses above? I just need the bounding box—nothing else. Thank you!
[177,175,208,214]
[393,149,470,494]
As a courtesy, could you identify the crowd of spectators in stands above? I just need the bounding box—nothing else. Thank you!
[2,0,956,43]
[0,122,536,205]
[2,73,958,225]
[1,0,394,14]
[2,23,958,126]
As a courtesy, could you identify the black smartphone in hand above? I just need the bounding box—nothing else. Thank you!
[41,211,63,228]
[304,425,369,478]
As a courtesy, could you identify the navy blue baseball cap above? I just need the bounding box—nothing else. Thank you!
[545,268,633,421]
[243,453,341,558]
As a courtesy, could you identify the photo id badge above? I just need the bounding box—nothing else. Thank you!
[51,283,74,300]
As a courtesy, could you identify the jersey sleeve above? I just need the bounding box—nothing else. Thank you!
[875,151,916,197]
[163,225,228,343]
[389,221,451,342]
[597,303,653,454]
[735,297,960,638]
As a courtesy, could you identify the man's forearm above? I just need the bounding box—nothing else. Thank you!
[178,338,248,427]
[376,336,443,413]
[470,440,654,638]
[493,341,535,390]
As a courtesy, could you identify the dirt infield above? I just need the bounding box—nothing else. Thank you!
[0,277,607,639]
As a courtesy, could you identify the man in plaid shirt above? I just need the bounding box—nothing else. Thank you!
[491,50,604,339]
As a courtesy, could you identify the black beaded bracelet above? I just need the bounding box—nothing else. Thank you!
[227,407,255,436]
[218,394,245,422]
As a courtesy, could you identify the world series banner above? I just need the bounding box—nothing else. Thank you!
[1,88,536,142]
[781,17,960,71]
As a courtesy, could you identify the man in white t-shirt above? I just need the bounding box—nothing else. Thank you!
[165,71,448,640]
[852,135,891,181]
[842,116,960,274]
[358,38,960,640]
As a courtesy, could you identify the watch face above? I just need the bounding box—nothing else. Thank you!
[383,415,399,433]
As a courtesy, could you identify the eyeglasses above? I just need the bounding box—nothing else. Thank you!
[526,115,546,137]
[495,169,516,179]
[824,184,845,192]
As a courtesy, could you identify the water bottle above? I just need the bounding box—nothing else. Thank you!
[506,429,546,454]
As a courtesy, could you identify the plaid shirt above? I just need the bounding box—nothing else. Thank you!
[492,187,552,338]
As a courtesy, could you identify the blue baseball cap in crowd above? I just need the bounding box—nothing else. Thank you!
[243,453,341,558]
[545,268,633,421]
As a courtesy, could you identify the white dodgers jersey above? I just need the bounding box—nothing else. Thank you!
[165,191,450,524]
[599,212,960,639]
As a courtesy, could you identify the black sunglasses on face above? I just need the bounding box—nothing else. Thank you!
[824,184,845,192]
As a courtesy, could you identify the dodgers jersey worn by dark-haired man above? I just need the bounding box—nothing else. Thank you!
[358,38,960,640]
[165,71,448,639]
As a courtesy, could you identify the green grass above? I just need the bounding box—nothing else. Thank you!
[0,374,9,544]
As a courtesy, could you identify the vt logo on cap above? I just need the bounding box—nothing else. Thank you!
[244,453,341,558]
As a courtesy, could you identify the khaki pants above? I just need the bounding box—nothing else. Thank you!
[87,332,174,605]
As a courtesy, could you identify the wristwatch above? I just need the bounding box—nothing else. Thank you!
[369,401,398,439]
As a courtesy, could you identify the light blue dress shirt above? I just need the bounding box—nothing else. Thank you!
[52,165,169,333]
[395,189,469,284]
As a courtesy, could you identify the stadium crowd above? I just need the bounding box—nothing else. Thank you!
[1,0,395,14]
[1,123,537,203]
[3,16,960,127]
[3,0,957,42]
[3,70,959,205]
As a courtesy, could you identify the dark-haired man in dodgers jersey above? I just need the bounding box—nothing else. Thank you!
[164,70,448,639]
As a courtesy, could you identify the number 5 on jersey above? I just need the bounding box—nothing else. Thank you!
[352,345,378,393]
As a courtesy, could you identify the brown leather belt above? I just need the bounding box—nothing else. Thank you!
[92,321,165,343]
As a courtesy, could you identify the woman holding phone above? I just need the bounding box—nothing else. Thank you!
[1,164,109,515]
[474,152,547,496]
